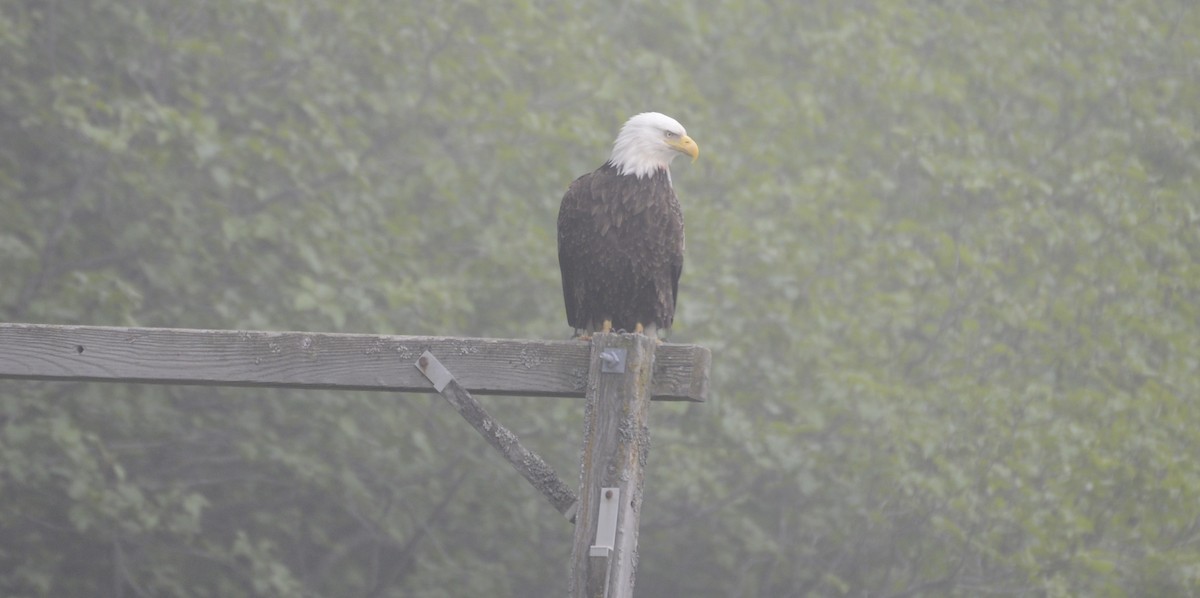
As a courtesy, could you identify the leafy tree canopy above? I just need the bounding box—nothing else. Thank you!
[2,0,1198,595]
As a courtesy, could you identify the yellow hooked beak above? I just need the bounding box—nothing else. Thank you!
[667,134,700,163]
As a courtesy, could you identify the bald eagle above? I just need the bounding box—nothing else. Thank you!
[557,112,699,339]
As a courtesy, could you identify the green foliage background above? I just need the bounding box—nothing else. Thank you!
[2,0,1198,595]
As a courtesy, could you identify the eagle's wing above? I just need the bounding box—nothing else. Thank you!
[665,190,686,326]
[557,172,593,330]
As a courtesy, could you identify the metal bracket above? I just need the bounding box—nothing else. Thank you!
[415,351,454,392]
[599,348,626,374]
[588,487,620,596]
[591,487,620,554]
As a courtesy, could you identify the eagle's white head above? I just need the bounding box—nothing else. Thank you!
[609,112,700,180]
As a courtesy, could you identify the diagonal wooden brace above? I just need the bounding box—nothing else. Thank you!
[416,351,579,521]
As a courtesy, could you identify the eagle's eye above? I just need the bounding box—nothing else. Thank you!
[664,131,677,139]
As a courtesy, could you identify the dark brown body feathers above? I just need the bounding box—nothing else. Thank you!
[557,162,685,334]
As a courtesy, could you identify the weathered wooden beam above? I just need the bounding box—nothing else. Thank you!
[568,333,656,598]
[0,323,709,402]
[415,350,578,520]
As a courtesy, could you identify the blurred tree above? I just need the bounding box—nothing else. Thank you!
[1,0,1198,596]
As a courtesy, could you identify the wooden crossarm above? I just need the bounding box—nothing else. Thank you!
[0,323,709,402]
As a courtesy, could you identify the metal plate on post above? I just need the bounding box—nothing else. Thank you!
[591,487,620,553]
[415,351,454,392]
[599,348,626,374]
[588,487,620,597]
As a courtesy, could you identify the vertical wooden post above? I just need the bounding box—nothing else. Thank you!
[568,333,656,598]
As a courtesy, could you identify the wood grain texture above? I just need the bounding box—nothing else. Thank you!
[568,333,656,598]
[0,323,709,401]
